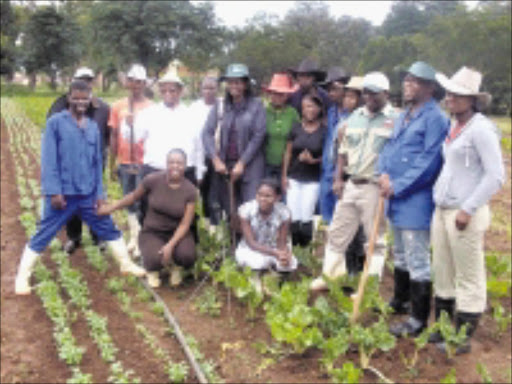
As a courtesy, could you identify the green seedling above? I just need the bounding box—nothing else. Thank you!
[431,311,468,360]
[193,286,222,317]
[440,367,457,384]
[476,362,493,384]
[165,362,189,383]
[328,361,362,384]
[350,317,396,369]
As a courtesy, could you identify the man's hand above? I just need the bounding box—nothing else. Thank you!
[379,174,393,198]
[332,179,345,198]
[230,161,245,182]
[159,243,174,266]
[455,210,471,231]
[96,201,112,216]
[51,194,67,210]
[212,157,228,175]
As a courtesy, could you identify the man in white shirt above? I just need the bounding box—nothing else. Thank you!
[135,70,204,223]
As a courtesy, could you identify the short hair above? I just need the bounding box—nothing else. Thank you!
[258,177,281,195]
[167,148,187,165]
[69,79,91,94]
[202,76,218,88]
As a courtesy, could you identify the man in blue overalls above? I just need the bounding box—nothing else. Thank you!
[15,80,145,295]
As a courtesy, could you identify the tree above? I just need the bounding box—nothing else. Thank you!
[21,5,81,89]
[1,0,19,78]
[88,0,224,89]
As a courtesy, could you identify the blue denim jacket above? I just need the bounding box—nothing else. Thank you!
[322,106,349,178]
[378,99,449,229]
[41,110,104,200]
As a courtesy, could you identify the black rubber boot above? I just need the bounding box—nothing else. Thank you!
[390,280,431,338]
[346,225,366,275]
[291,221,301,246]
[454,312,480,354]
[428,296,456,343]
[388,268,411,314]
[299,221,313,246]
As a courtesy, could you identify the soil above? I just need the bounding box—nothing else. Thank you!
[1,114,511,383]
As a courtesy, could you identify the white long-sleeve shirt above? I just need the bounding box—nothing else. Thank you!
[135,102,205,181]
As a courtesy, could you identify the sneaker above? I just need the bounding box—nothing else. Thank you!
[63,239,81,255]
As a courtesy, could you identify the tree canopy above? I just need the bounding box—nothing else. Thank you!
[1,0,510,113]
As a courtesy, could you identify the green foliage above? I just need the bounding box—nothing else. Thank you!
[264,280,323,354]
[350,317,396,369]
[320,328,351,374]
[491,303,512,336]
[108,362,140,384]
[165,362,189,384]
[486,252,512,279]
[67,367,93,384]
[440,367,457,384]
[151,302,166,317]
[328,362,362,384]
[476,362,493,384]
[193,286,222,317]
[212,259,263,319]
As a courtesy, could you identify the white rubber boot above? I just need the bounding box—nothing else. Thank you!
[107,238,146,277]
[147,271,161,288]
[169,266,184,287]
[310,247,345,291]
[368,254,386,280]
[15,245,40,295]
[126,214,141,258]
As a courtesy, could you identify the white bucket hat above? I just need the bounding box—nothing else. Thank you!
[127,64,147,81]
[158,69,184,86]
[73,67,94,80]
[435,66,492,107]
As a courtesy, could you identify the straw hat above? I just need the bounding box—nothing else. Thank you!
[345,76,364,91]
[158,69,184,86]
[262,73,298,94]
[435,66,491,107]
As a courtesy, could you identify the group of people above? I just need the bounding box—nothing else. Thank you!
[14,57,505,356]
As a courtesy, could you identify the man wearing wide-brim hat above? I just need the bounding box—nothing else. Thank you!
[287,58,331,116]
[46,66,112,255]
[430,66,504,355]
[377,61,451,338]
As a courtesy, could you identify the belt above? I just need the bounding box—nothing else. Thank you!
[350,177,371,185]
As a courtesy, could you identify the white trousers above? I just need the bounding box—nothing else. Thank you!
[286,178,320,222]
[235,243,298,272]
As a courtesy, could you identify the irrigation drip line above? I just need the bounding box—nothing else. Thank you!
[138,278,209,384]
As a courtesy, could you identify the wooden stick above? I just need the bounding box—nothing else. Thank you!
[350,195,385,324]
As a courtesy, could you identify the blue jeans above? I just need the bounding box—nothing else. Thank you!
[30,195,121,252]
[319,174,336,224]
[117,164,142,214]
[392,225,431,282]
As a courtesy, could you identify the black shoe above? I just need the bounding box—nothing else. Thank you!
[97,241,107,252]
[299,222,313,246]
[428,296,456,343]
[63,239,81,255]
[291,222,301,246]
[388,268,411,314]
[390,316,425,337]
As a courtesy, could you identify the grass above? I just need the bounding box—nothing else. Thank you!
[492,116,512,136]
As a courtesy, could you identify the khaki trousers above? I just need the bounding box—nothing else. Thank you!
[432,205,490,313]
[327,180,386,267]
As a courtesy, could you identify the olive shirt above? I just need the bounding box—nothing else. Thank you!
[265,105,300,166]
[337,103,398,180]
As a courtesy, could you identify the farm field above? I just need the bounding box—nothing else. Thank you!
[0,92,511,384]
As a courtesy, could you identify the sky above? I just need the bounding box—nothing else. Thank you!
[192,0,480,28]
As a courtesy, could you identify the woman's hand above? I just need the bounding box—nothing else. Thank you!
[159,243,174,266]
[212,156,228,175]
[275,248,291,267]
[455,210,471,231]
[231,161,245,181]
[298,149,315,164]
[281,176,289,193]
[51,194,67,210]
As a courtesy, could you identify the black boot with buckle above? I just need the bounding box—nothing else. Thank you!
[388,268,411,314]
[428,296,456,343]
[390,280,431,337]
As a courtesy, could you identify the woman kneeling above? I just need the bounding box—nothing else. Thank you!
[236,178,298,291]
[99,149,197,288]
